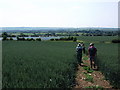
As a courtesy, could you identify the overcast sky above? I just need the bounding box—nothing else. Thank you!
[0,0,119,28]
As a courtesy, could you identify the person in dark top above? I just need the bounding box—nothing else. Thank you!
[76,43,83,66]
[88,43,97,69]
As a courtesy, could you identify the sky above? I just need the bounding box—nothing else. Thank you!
[0,0,119,28]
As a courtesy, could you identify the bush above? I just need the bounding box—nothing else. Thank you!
[10,37,13,40]
[27,38,35,41]
[55,39,59,41]
[73,37,77,42]
[30,38,35,41]
[2,35,8,41]
[50,39,54,41]
[36,38,41,41]
[58,37,76,41]
[112,39,120,43]
[17,37,25,41]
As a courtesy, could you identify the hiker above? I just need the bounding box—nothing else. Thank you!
[88,43,97,69]
[80,42,85,54]
[76,43,83,66]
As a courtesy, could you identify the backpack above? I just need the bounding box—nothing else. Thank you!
[89,47,96,56]
[76,46,82,53]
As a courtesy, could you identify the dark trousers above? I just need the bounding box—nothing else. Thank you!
[83,47,85,54]
[90,56,96,68]
[77,54,82,65]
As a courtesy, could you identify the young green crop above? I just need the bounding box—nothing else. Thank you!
[2,41,78,88]
[2,36,120,88]
[77,36,119,88]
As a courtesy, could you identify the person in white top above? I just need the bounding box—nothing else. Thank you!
[76,43,83,66]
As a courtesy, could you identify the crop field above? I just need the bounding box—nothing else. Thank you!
[95,43,119,88]
[77,36,119,88]
[2,36,120,88]
[77,36,118,43]
[2,41,78,88]
[83,43,119,88]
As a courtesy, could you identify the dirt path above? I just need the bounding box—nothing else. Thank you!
[74,56,112,88]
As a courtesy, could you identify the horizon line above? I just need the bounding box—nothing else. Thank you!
[0,26,118,28]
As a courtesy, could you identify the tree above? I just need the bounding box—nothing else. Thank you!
[2,35,7,41]
[2,32,8,40]
[36,38,41,41]
[73,37,77,42]
[10,37,13,40]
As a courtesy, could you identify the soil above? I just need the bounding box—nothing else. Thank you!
[74,56,113,88]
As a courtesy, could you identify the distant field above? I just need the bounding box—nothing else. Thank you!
[2,36,120,88]
[23,33,34,35]
[77,36,118,43]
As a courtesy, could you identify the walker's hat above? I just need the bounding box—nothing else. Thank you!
[77,43,81,46]
[90,43,94,46]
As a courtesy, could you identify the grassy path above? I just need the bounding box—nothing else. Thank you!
[74,55,112,88]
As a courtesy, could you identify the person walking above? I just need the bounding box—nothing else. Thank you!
[88,43,97,69]
[80,42,85,54]
[76,43,83,66]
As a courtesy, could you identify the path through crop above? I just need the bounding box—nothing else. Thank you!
[74,55,112,88]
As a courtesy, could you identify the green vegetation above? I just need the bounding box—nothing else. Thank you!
[85,74,94,83]
[96,43,119,88]
[2,41,78,88]
[83,66,94,73]
[50,37,77,42]
[83,72,93,83]
[77,36,119,88]
[2,36,120,88]
[77,36,118,43]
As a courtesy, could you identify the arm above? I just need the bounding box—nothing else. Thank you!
[94,48,97,56]
[88,47,90,57]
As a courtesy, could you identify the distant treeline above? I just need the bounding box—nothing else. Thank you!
[1,30,119,37]
[17,37,42,41]
[2,32,77,41]
[50,37,77,42]
[2,37,42,41]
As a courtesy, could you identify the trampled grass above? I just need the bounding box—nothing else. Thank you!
[2,41,78,88]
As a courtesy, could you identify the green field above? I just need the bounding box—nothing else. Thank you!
[77,36,118,43]
[2,41,78,88]
[96,43,119,87]
[2,36,120,88]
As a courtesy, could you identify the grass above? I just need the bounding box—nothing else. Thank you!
[84,74,94,83]
[83,66,94,73]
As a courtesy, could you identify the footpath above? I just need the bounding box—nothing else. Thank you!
[74,55,112,89]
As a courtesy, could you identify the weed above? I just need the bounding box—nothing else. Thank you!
[85,74,94,83]
[83,66,94,73]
